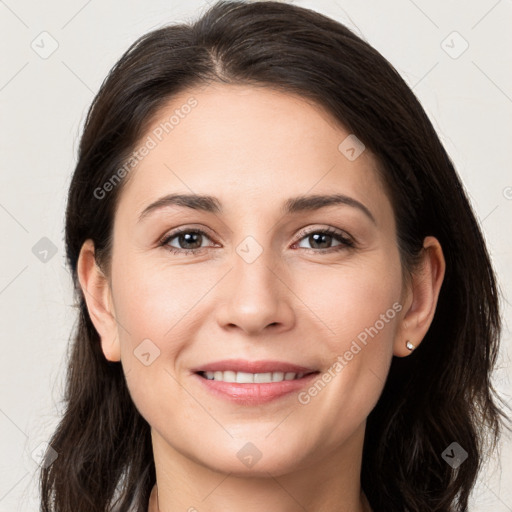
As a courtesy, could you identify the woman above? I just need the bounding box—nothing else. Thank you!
[39,1,511,511]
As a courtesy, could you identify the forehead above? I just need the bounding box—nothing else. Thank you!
[116,83,391,223]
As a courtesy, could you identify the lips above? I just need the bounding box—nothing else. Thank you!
[190,359,321,404]
[191,358,318,374]
[192,370,320,404]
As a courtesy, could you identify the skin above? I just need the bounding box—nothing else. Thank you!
[77,83,445,512]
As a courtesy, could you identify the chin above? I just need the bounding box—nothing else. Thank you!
[193,438,308,477]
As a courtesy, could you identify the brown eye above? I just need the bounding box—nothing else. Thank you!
[160,229,213,254]
[295,228,354,252]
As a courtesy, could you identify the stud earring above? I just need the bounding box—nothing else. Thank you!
[406,341,415,351]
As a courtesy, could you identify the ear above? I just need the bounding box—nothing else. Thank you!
[76,239,121,362]
[394,236,446,357]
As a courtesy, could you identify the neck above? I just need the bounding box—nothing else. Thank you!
[147,423,371,512]
[149,485,372,512]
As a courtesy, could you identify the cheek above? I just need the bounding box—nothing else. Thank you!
[110,256,197,413]
[294,259,402,446]
[112,254,227,417]
[111,253,207,343]
[113,262,197,422]
[293,250,403,350]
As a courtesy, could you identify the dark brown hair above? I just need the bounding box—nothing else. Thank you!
[40,1,511,511]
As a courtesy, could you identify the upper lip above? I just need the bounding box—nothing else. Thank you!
[192,359,319,374]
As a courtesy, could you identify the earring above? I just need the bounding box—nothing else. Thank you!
[406,341,415,351]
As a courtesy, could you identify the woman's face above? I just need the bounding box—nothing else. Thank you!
[100,84,409,475]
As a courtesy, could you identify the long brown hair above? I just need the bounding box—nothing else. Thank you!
[40,1,511,511]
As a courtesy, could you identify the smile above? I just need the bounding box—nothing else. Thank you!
[198,370,313,382]
[193,370,321,405]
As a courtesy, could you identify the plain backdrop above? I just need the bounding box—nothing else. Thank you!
[0,0,511,510]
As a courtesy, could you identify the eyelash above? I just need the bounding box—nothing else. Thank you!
[158,226,355,256]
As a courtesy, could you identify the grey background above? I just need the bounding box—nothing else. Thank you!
[0,0,511,510]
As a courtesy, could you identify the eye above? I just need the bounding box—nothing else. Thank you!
[293,227,355,253]
[160,228,214,255]
[159,226,355,256]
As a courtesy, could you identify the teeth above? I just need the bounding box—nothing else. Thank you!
[236,371,254,383]
[203,371,306,382]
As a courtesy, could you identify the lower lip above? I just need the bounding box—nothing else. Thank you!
[192,372,320,405]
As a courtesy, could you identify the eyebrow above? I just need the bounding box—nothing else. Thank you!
[137,193,376,224]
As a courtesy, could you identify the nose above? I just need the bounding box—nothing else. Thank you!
[215,250,296,336]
